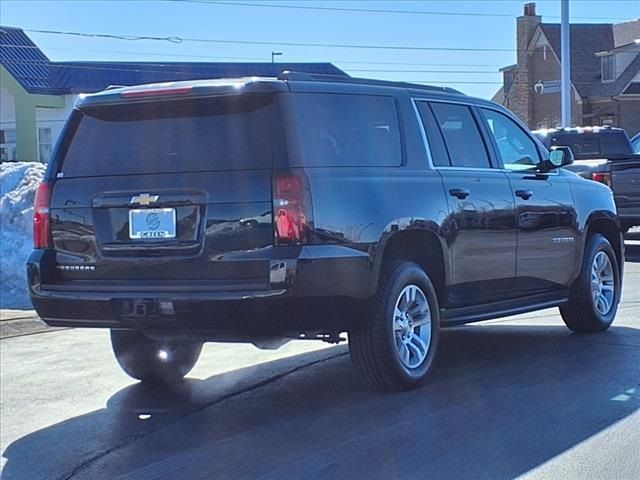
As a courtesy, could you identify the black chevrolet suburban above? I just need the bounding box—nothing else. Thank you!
[28,73,624,391]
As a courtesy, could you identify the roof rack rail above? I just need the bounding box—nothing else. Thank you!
[104,84,127,91]
[277,70,464,95]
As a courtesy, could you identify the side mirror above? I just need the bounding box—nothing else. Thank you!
[539,146,574,172]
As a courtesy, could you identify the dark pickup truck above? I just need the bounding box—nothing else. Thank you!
[534,127,640,232]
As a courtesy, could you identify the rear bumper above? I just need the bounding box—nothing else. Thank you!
[28,245,373,331]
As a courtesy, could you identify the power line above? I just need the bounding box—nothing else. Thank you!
[0,58,256,77]
[2,58,497,77]
[348,69,502,74]
[3,58,601,78]
[165,0,633,21]
[0,44,268,62]
[337,61,503,68]
[166,0,515,18]
[3,60,600,86]
[22,28,184,44]
[23,27,521,52]
[1,45,506,67]
[1,59,519,84]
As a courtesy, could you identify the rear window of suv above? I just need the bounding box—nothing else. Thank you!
[60,93,284,177]
[290,93,401,167]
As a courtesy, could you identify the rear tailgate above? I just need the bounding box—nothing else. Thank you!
[610,157,640,222]
[48,93,284,289]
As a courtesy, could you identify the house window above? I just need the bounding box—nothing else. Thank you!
[38,127,52,163]
[602,55,615,82]
[0,129,17,162]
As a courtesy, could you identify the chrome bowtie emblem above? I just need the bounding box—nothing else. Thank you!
[130,193,159,206]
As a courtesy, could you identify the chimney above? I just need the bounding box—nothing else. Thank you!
[524,3,536,17]
[517,3,541,63]
[511,3,542,127]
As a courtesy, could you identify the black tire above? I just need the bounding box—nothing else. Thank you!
[560,234,621,333]
[110,329,203,384]
[349,261,440,392]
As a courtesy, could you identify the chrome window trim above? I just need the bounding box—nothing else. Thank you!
[477,105,561,176]
[411,98,561,176]
[412,96,479,107]
[412,98,500,173]
[411,98,437,170]
[437,166,510,173]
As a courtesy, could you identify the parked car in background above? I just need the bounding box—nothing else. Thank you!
[28,74,624,392]
[632,132,640,154]
[534,126,640,233]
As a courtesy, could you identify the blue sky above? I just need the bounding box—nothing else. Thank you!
[1,0,639,98]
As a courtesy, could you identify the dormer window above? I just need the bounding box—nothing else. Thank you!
[602,54,615,82]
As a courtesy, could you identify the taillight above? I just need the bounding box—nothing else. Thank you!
[591,171,612,188]
[273,172,311,245]
[33,182,51,249]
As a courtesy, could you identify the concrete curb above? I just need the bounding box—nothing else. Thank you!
[0,311,64,339]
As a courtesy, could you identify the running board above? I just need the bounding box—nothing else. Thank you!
[441,292,570,326]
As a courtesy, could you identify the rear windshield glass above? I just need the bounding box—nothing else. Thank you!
[540,132,632,157]
[290,93,401,167]
[61,94,284,177]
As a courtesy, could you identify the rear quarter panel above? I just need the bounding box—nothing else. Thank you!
[565,169,620,280]
[284,86,451,296]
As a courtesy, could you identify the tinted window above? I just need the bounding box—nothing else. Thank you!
[416,102,451,166]
[430,103,491,168]
[61,94,284,177]
[541,131,632,157]
[633,135,640,154]
[481,108,539,171]
[291,93,401,167]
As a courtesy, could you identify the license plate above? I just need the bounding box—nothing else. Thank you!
[129,208,176,239]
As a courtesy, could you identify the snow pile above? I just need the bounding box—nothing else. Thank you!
[1,162,45,308]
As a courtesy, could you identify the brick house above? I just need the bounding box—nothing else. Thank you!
[493,3,640,136]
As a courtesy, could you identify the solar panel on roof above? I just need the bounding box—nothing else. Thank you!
[1,26,347,95]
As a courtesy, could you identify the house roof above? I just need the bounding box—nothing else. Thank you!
[491,86,505,104]
[624,81,640,94]
[49,61,347,93]
[613,20,640,48]
[539,23,615,97]
[0,26,57,94]
[538,23,640,98]
[596,39,640,55]
[0,26,347,95]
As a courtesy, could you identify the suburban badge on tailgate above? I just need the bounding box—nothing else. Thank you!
[130,193,159,206]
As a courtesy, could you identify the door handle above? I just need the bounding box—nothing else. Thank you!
[449,188,470,200]
[515,189,533,200]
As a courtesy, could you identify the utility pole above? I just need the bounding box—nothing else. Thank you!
[271,51,282,64]
[561,0,571,127]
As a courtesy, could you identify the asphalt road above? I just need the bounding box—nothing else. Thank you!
[2,246,639,480]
